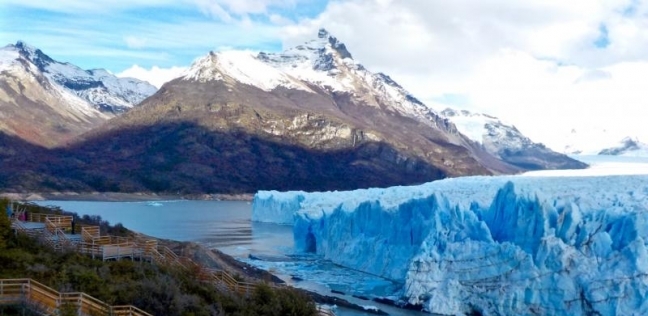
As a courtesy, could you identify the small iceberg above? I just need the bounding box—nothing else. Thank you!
[146,201,163,207]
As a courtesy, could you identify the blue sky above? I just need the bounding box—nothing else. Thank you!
[0,0,328,72]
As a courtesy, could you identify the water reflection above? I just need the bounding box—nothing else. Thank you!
[202,221,294,258]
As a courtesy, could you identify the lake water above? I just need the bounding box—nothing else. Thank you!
[34,200,424,316]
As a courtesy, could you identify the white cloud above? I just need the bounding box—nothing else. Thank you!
[280,0,648,152]
[269,14,292,25]
[117,64,187,88]
[124,36,148,49]
[191,0,301,22]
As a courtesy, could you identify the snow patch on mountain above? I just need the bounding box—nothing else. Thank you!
[0,48,20,72]
[50,81,111,119]
[441,108,529,148]
[559,127,627,155]
[184,29,446,130]
[440,108,493,143]
[184,50,312,92]
[4,41,156,113]
[253,174,648,315]
[258,29,444,127]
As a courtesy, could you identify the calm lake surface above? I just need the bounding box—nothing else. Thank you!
[34,200,424,316]
[33,200,289,257]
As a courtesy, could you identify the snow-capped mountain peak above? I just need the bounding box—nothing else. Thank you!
[255,28,362,91]
[183,50,312,92]
[440,108,585,170]
[2,41,157,113]
[13,41,56,72]
[182,30,584,171]
[182,29,440,127]
[257,29,450,128]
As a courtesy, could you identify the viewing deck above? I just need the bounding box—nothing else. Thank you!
[5,211,336,316]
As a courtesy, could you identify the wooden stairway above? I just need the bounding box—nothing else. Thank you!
[0,278,152,316]
[9,212,336,315]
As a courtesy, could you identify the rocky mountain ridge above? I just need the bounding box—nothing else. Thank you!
[10,41,156,113]
[0,42,156,147]
[441,108,587,170]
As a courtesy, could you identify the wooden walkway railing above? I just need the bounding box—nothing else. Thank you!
[0,279,152,316]
[9,213,335,315]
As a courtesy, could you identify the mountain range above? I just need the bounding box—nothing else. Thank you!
[0,30,586,194]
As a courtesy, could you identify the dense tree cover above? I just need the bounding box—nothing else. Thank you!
[0,201,317,316]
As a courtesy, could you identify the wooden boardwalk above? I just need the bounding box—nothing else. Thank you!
[6,211,336,316]
[0,278,152,316]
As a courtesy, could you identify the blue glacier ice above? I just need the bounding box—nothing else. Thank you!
[253,175,648,315]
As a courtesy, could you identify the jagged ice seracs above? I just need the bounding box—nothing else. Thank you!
[253,175,648,315]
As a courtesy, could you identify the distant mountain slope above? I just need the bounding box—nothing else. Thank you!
[0,42,157,148]
[599,137,648,157]
[0,45,109,147]
[10,42,156,113]
[441,108,587,170]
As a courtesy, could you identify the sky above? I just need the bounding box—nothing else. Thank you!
[1,0,648,152]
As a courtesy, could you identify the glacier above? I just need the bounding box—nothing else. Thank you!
[252,175,648,315]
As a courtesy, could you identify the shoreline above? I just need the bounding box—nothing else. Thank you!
[0,191,254,202]
[138,237,389,314]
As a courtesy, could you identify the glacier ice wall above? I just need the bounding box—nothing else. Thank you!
[252,191,306,225]
[253,175,648,315]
